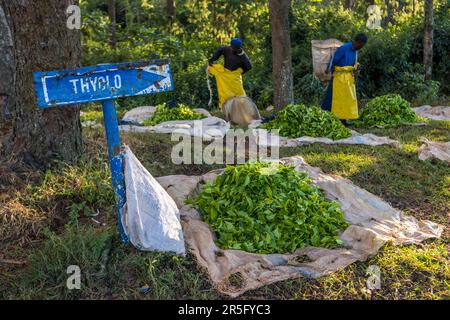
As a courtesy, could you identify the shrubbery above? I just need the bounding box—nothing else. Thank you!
[81,1,448,110]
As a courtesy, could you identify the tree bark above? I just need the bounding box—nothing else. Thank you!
[108,0,117,49]
[269,0,294,110]
[384,0,395,27]
[423,0,434,80]
[0,5,13,128]
[166,0,176,19]
[344,0,355,10]
[124,0,133,29]
[0,0,82,165]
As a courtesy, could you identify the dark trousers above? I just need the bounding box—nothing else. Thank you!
[321,79,333,112]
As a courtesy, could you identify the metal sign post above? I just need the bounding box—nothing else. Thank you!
[33,59,174,242]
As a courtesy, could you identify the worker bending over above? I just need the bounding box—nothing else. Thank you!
[208,38,252,108]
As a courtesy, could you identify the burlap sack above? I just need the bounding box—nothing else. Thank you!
[156,157,443,297]
[311,39,343,82]
[222,96,261,126]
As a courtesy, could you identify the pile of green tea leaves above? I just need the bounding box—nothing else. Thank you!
[142,104,206,126]
[192,162,348,254]
[259,104,352,140]
[352,94,423,127]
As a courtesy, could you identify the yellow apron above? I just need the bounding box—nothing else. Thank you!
[208,64,246,108]
[331,65,358,119]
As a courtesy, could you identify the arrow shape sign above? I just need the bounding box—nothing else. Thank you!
[33,59,173,108]
[32,59,174,244]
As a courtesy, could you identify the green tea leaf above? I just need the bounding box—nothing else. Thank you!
[193,162,348,254]
[259,104,352,140]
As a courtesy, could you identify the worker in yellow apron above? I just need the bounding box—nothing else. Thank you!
[207,38,252,108]
[321,33,368,123]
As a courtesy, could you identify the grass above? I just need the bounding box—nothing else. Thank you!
[0,117,449,300]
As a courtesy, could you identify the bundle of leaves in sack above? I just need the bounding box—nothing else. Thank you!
[141,103,206,126]
[259,104,352,140]
[190,162,348,254]
[352,94,423,127]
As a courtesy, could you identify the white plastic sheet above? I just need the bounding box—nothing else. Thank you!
[119,106,229,139]
[122,146,186,255]
[249,120,400,148]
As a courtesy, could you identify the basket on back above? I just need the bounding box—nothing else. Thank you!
[311,39,343,83]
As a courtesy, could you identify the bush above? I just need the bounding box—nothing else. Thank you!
[80,1,448,110]
[396,71,441,106]
[294,74,327,106]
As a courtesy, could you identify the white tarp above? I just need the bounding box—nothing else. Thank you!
[122,145,186,255]
[119,106,230,139]
[157,157,443,297]
[418,138,450,164]
[249,120,400,148]
[413,105,450,121]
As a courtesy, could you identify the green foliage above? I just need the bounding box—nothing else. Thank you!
[395,71,441,105]
[141,104,206,126]
[17,218,113,299]
[80,1,448,109]
[80,110,103,123]
[23,157,114,218]
[260,104,352,140]
[353,93,422,127]
[192,162,348,254]
[290,1,448,104]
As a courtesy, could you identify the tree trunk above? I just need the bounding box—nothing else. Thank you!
[166,0,176,19]
[0,5,13,129]
[108,0,116,49]
[269,0,294,110]
[124,0,133,29]
[344,0,355,10]
[398,0,406,13]
[384,0,395,27]
[423,0,434,80]
[0,0,82,165]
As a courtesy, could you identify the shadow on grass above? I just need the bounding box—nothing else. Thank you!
[283,145,448,222]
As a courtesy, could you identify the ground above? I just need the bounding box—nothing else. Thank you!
[0,108,449,300]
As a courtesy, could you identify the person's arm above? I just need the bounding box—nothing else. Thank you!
[241,53,252,74]
[329,45,345,72]
[208,46,225,66]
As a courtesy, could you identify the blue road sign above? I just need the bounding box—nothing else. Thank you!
[33,59,173,108]
[33,59,174,243]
